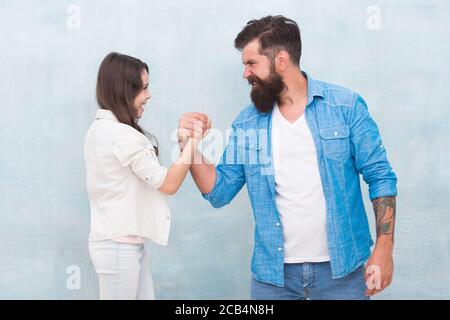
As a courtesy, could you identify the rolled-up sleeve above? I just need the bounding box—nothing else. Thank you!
[113,128,168,189]
[349,93,398,200]
[202,124,246,208]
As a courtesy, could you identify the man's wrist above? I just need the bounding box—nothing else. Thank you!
[374,237,394,252]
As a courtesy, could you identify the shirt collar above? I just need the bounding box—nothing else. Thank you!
[261,71,325,116]
[95,108,119,122]
[302,71,324,105]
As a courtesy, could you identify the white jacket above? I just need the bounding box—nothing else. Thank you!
[84,109,171,246]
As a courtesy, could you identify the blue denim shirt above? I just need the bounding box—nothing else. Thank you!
[202,72,397,287]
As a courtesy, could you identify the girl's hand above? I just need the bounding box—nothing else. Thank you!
[178,112,211,150]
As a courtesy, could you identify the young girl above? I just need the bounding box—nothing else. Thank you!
[84,52,206,300]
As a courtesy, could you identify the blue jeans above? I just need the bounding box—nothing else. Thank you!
[251,262,369,300]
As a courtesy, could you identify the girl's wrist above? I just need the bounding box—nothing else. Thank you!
[177,138,195,164]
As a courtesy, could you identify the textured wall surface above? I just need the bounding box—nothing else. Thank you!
[0,0,448,299]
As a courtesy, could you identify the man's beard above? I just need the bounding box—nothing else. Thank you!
[248,67,285,113]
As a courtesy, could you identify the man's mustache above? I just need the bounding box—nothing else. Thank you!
[247,76,262,86]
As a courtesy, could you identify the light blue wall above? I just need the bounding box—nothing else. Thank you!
[0,0,448,299]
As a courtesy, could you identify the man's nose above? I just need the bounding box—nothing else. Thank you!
[243,67,252,79]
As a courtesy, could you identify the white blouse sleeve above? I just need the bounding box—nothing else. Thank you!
[112,127,168,189]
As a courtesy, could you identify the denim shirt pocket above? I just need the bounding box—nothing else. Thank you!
[237,142,261,177]
[319,126,351,161]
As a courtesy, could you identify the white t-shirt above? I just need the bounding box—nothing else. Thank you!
[271,104,330,263]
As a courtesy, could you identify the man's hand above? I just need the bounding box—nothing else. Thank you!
[365,244,394,296]
[365,196,396,297]
[177,112,216,194]
[177,112,211,151]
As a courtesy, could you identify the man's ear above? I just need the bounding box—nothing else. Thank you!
[275,51,290,72]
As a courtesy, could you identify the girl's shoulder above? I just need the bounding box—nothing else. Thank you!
[86,119,147,145]
[115,123,148,141]
[113,123,153,151]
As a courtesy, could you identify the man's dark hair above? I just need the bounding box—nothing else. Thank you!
[234,15,302,65]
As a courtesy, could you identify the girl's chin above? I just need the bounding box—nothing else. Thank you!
[137,107,144,118]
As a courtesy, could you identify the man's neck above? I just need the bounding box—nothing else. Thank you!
[278,69,308,110]
[275,70,309,123]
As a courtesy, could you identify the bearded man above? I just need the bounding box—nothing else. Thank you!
[178,15,397,300]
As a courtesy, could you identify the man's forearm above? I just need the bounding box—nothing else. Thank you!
[190,149,216,194]
[372,196,396,249]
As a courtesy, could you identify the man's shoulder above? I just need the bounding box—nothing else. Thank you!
[314,78,360,108]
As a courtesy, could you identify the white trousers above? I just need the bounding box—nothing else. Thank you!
[88,239,155,300]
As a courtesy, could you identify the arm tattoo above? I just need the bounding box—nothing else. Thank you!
[372,196,396,241]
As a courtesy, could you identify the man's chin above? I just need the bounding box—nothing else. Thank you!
[251,100,276,113]
[251,93,277,112]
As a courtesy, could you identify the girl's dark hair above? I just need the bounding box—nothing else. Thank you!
[234,15,302,65]
[96,52,158,155]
